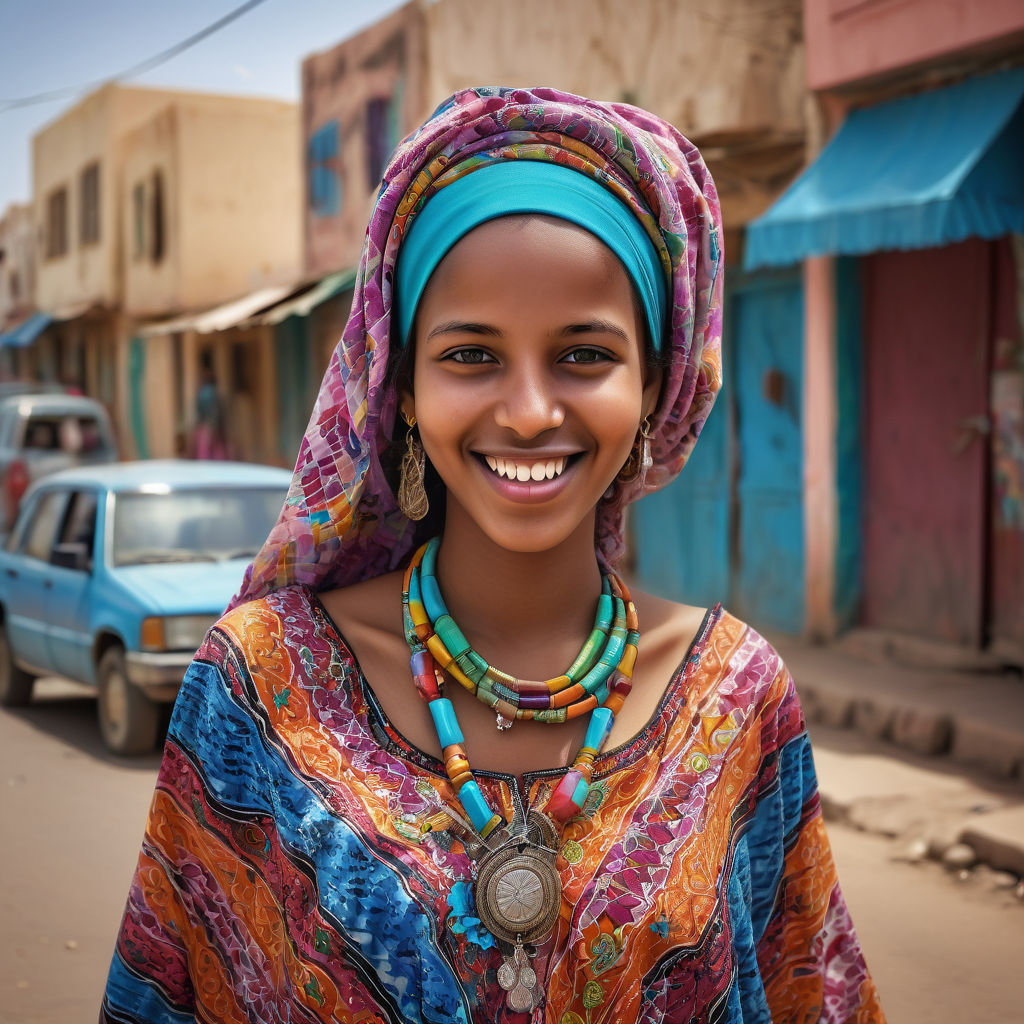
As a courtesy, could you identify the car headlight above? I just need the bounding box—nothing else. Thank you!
[140,615,216,652]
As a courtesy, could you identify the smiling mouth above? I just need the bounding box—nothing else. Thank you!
[482,455,570,482]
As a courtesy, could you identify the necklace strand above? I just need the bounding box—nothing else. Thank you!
[401,539,640,835]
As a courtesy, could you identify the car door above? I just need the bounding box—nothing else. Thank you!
[46,488,99,682]
[3,488,68,671]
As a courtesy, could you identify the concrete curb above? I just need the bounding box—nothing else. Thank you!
[811,723,1024,886]
[773,637,1024,785]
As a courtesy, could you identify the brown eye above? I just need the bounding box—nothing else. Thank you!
[446,348,496,365]
[562,347,611,365]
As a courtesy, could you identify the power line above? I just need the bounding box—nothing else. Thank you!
[0,0,273,114]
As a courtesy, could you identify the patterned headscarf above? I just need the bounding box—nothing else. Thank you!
[229,86,723,610]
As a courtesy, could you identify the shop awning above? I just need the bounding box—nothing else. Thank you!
[0,312,53,348]
[745,67,1024,270]
[246,269,357,327]
[139,284,296,337]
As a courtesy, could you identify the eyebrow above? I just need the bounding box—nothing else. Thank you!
[424,321,502,341]
[424,318,632,343]
[564,319,632,343]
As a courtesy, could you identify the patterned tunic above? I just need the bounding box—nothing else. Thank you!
[102,586,884,1023]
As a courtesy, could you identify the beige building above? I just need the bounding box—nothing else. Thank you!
[119,93,301,461]
[31,84,301,457]
[302,0,806,276]
[0,203,37,369]
[31,84,185,410]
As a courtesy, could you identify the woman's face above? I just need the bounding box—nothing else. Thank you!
[404,215,661,555]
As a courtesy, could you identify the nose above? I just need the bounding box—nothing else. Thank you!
[493,362,565,439]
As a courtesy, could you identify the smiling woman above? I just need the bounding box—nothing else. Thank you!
[101,88,884,1023]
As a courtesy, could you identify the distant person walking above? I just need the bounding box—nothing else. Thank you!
[193,356,228,460]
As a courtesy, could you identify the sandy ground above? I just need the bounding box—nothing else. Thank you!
[1,678,1021,1023]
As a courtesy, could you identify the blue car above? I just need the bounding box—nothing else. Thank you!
[0,460,290,754]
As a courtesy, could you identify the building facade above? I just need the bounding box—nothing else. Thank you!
[29,85,301,460]
[31,85,192,441]
[742,0,1024,659]
[0,203,37,374]
[119,93,301,462]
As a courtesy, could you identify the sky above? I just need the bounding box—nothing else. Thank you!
[0,0,407,211]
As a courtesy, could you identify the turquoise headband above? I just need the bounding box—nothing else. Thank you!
[394,161,668,350]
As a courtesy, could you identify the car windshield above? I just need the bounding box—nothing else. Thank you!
[112,487,286,566]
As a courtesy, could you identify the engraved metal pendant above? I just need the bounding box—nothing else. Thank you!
[471,811,562,1011]
[475,839,561,945]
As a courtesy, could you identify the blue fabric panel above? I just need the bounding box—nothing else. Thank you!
[102,954,195,1023]
[742,732,816,941]
[163,660,472,1024]
[725,839,772,1023]
[745,67,1024,268]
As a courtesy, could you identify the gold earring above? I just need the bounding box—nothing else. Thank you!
[619,417,653,486]
[398,414,429,520]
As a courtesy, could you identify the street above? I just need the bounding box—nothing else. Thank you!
[1,678,1021,1024]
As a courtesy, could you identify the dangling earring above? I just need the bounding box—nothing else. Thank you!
[619,417,653,488]
[398,413,429,521]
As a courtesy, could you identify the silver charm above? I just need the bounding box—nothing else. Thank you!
[497,938,540,1012]
[496,712,513,731]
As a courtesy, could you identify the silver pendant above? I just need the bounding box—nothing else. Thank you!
[475,838,560,945]
[496,712,513,731]
[469,811,562,1011]
[496,938,540,1012]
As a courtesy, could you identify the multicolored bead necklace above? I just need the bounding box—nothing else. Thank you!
[401,537,640,1011]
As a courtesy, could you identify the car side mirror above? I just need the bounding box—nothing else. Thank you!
[52,542,91,572]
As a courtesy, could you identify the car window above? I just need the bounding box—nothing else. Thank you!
[21,414,111,455]
[22,490,67,561]
[58,490,98,563]
[6,491,39,552]
[112,487,286,566]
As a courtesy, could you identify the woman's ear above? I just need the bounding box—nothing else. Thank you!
[399,390,416,425]
[641,366,663,422]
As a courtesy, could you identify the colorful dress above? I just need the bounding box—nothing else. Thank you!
[101,587,883,1023]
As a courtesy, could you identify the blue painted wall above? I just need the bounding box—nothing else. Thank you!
[632,270,806,635]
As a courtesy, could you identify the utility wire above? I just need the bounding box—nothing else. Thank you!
[0,0,272,114]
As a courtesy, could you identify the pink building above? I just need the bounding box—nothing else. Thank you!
[746,1,1024,661]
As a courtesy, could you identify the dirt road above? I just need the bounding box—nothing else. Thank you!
[2,679,1021,1023]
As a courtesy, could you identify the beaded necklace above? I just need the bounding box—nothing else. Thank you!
[401,538,639,1012]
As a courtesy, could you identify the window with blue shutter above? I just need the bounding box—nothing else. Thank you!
[309,120,341,217]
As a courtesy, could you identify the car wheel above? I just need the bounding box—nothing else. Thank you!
[97,646,159,755]
[0,622,34,707]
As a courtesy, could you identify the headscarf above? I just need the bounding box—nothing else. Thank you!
[228,86,723,610]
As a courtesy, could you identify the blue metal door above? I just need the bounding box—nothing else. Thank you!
[731,273,805,633]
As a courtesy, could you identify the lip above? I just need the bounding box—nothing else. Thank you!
[472,452,581,504]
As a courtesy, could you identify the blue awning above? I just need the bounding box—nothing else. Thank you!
[0,312,53,348]
[745,67,1024,269]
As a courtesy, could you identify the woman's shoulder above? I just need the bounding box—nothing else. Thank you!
[210,584,320,649]
[630,587,798,719]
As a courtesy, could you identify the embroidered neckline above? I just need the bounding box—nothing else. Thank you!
[304,586,723,783]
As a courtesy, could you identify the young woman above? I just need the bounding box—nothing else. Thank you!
[102,87,883,1023]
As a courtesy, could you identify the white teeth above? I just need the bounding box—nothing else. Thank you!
[484,455,570,481]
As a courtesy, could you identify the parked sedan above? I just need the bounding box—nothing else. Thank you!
[0,460,290,754]
[0,392,119,530]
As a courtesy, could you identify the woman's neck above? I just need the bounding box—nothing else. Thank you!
[433,510,604,669]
